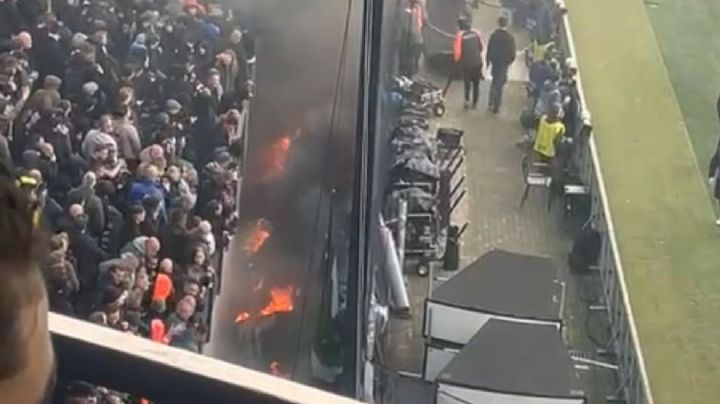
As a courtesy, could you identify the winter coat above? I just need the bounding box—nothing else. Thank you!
[486,28,516,72]
[69,226,110,290]
[66,185,105,237]
[115,121,142,161]
[127,178,164,206]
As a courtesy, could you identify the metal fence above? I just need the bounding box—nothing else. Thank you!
[556,5,655,404]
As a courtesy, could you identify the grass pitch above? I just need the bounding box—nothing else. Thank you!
[646,0,720,181]
[566,0,720,402]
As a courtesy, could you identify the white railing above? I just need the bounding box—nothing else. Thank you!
[557,5,655,404]
[50,314,360,404]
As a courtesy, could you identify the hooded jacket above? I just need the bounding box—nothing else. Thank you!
[82,129,117,159]
[127,178,164,206]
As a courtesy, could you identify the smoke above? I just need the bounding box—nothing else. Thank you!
[209,0,363,382]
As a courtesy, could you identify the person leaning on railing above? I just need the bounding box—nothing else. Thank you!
[532,102,566,167]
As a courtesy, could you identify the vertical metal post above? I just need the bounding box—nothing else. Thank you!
[397,198,407,268]
[347,0,384,399]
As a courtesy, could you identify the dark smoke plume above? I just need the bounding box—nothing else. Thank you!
[208,0,363,383]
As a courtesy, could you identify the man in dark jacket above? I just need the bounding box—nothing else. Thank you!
[453,17,483,109]
[66,171,105,237]
[67,204,110,293]
[31,13,70,82]
[486,17,516,114]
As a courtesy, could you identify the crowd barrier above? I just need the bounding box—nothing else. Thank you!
[203,71,253,346]
[555,3,654,403]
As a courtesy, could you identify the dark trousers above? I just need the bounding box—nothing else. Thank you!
[489,66,509,112]
[409,42,424,76]
[400,42,424,77]
[462,65,483,106]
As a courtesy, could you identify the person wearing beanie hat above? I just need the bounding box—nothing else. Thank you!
[202,22,221,41]
[165,99,182,115]
[82,81,99,97]
[22,75,63,114]
[44,75,62,90]
[71,32,88,50]
[129,33,148,60]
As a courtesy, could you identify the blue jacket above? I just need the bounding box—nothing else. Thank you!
[127,179,164,206]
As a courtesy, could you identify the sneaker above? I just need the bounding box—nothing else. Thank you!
[471,103,478,110]
[463,101,470,110]
[715,219,720,226]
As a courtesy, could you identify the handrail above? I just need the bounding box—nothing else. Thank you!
[557,1,654,403]
[50,314,360,404]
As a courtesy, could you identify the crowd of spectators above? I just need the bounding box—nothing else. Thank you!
[0,0,251,388]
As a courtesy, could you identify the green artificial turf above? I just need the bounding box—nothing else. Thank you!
[645,0,720,204]
[566,0,720,403]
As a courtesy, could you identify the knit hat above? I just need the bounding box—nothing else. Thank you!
[71,32,88,49]
[214,149,232,166]
[44,75,62,89]
[82,81,99,96]
[202,23,221,40]
[165,99,182,115]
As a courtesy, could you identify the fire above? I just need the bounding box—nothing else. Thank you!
[270,361,290,378]
[244,219,271,253]
[260,129,301,182]
[259,286,295,317]
[234,311,251,323]
[234,285,295,325]
[261,136,292,181]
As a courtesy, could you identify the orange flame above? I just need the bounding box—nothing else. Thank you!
[260,129,301,182]
[234,285,295,326]
[270,361,290,378]
[244,219,271,253]
[259,286,295,317]
[261,136,292,181]
[235,311,251,323]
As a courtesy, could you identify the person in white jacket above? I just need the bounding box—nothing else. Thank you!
[197,221,216,257]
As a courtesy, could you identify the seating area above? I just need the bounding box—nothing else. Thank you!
[0,0,253,401]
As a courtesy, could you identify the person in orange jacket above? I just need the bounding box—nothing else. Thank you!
[453,17,484,109]
[400,0,427,76]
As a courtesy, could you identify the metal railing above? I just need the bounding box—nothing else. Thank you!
[556,4,655,404]
[51,314,359,404]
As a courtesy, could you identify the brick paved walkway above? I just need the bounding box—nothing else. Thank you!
[382,9,618,394]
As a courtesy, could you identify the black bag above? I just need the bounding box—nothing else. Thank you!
[520,109,539,130]
[568,223,601,274]
[443,225,460,272]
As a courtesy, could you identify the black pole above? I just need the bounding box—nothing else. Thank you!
[346,0,384,399]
